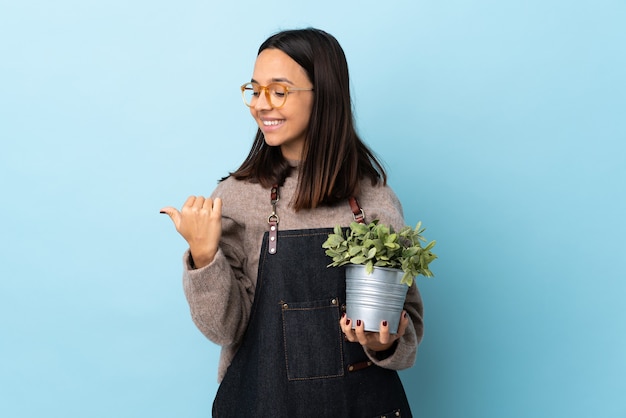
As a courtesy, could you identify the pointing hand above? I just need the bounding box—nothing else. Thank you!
[160,196,223,268]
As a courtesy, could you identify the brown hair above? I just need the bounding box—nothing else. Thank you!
[229,28,387,210]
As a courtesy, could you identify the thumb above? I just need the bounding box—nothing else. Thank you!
[159,206,182,228]
[396,311,409,336]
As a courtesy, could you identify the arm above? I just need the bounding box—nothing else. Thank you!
[182,215,255,346]
[340,183,425,369]
[161,195,255,346]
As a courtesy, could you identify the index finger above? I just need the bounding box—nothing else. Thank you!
[183,195,197,208]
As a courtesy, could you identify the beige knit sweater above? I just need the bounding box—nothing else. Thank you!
[181,166,424,382]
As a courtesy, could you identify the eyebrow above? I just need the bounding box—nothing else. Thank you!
[250,77,295,85]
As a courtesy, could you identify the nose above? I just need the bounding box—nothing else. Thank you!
[254,88,273,110]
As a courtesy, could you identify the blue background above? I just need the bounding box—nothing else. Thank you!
[1,1,625,417]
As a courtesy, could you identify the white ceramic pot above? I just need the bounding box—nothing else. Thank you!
[345,265,410,333]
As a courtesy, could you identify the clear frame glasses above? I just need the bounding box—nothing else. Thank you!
[240,82,314,109]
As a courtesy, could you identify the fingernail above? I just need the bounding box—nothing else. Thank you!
[382,320,388,327]
[159,210,166,214]
[345,319,351,326]
[341,313,346,318]
[356,319,362,327]
[403,312,408,318]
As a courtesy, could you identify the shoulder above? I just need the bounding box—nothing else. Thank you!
[211,176,266,202]
[360,181,402,208]
[358,181,405,231]
[209,176,273,229]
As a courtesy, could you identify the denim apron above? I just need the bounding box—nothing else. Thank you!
[212,195,412,417]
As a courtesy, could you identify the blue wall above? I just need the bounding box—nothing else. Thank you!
[1,1,624,417]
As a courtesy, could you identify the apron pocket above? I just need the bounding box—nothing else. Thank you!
[281,298,344,380]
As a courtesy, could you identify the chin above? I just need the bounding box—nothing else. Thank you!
[262,135,285,148]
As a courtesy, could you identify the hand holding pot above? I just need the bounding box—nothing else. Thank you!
[340,311,410,352]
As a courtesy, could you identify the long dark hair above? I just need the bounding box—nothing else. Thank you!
[229,28,387,210]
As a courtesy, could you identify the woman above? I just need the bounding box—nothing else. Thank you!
[161,28,424,417]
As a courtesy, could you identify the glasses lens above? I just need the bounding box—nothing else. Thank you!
[242,83,257,106]
[268,83,287,108]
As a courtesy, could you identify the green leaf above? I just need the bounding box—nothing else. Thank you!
[322,234,345,248]
[350,222,369,235]
[362,239,376,249]
[403,247,419,257]
[350,255,368,264]
[401,272,414,286]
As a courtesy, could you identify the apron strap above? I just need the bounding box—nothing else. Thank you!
[268,187,365,254]
[268,184,279,254]
[349,197,365,224]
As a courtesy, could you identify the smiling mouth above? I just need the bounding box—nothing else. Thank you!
[262,119,284,126]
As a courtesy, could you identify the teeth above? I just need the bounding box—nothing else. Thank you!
[263,120,283,126]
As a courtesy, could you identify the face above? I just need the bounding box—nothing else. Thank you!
[249,48,314,161]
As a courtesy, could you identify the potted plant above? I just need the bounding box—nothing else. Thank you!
[322,219,437,333]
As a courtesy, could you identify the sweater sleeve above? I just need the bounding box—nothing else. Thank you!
[182,214,255,346]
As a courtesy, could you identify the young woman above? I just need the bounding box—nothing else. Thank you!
[161,28,424,417]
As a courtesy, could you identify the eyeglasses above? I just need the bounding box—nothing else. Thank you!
[240,82,314,109]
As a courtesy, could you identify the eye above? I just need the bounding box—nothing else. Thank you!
[245,83,261,97]
[270,84,287,98]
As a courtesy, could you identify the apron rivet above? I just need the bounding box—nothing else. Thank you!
[331,298,337,305]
